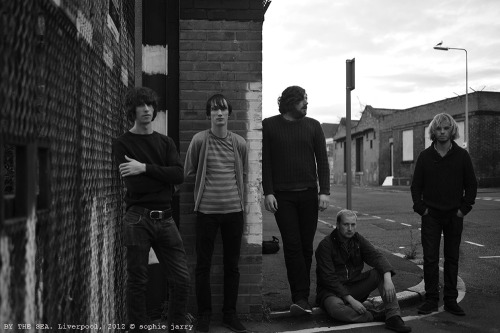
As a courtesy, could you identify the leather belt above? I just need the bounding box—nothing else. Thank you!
[129,206,172,220]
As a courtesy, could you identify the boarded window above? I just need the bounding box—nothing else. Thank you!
[402,130,413,161]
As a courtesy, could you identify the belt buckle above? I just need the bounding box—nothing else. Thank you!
[149,210,162,219]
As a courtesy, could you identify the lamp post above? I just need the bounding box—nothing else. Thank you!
[433,43,468,150]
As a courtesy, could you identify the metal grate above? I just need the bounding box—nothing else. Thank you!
[1,0,134,326]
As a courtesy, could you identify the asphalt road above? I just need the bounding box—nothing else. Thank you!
[318,185,500,333]
[326,186,500,296]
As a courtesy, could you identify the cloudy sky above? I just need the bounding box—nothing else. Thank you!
[262,0,500,124]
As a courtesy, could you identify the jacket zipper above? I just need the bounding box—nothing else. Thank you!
[345,264,349,279]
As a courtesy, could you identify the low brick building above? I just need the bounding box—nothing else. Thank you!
[332,108,394,186]
[332,91,500,188]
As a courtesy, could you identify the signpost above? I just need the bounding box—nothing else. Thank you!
[346,58,355,209]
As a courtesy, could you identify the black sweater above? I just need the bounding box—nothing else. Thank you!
[410,141,477,217]
[112,131,183,211]
[262,115,330,195]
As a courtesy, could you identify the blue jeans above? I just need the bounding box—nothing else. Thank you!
[323,269,401,323]
[195,211,244,317]
[421,212,463,303]
[274,188,318,303]
[123,207,190,331]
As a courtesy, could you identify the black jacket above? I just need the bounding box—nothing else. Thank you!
[410,140,477,217]
[315,229,394,306]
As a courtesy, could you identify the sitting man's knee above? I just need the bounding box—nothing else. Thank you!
[323,296,368,323]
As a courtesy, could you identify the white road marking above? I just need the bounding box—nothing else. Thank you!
[465,241,485,247]
[357,217,381,221]
[372,216,381,219]
[401,223,412,227]
[479,256,500,259]
[278,322,385,333]
[318,219,332,227]
[386,219,395,222]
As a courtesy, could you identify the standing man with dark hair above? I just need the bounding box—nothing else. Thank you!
[262,85,330,316]
[315,210,411,333]
[184,94,248,333]
[112,87,190,332]
[411,112,477,316]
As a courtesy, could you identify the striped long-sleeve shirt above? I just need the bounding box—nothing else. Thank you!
[184,129,247,213]
[198,132,242,213]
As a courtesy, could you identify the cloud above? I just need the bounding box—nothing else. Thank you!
[263,0,500,123]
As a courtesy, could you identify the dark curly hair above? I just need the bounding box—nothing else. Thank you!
[278,86,306,114]
[125,87,158,123]
[206,94,232,116]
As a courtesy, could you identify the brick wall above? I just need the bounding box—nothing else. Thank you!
[178,2,264,316]
[379,92,500,186]
[470,113,500,186]
[354,109,382,185]
[332,92,500,187]
[332,109,389,186]
[332,121,346,184]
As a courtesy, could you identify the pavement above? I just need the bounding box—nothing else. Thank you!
[257,187,426,331]
[191,185,500,332]
[261,200,425,316]
[199,186,428,332]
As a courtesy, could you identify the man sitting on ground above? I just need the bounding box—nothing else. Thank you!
[315,209,411,333]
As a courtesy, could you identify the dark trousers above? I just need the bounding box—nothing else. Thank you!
[323,270,401,322]
[195,211,244,317]
[123,208,190,332]
[274,188,318,303]
[421,213,463,303]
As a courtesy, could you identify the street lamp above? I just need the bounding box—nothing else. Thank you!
[433,42,468,150]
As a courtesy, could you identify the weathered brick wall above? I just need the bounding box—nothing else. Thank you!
[333,92,500,187]
[470,113,500,186]
[178,1,264,316]
[1,0,134,325]
[332,109,386,186]
[469,93,500,186]
[379,92,500,186]
[354,109,382,185]
[378,131,393,184]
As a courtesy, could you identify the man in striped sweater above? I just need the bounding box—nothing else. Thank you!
[184,94,247,333]
[262,85,330,316]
